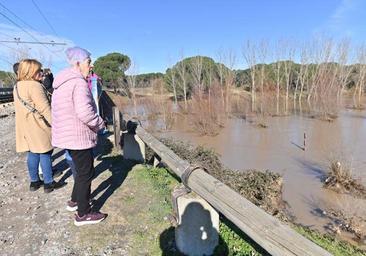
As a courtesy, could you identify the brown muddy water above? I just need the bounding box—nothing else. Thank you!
[116,95,366,246]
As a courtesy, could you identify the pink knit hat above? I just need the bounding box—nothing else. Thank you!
[65,46,91,65]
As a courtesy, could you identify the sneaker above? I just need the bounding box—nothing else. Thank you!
[44,181,66,193]
[74,212,107,226]
[66,200,78,212]
[29,180,43,191]
[66,199,95,212]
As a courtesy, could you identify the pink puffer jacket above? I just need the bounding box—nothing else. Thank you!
[51,67,105,150]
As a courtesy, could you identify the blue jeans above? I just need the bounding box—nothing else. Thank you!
[27,150,53,184]
[65,150,77,179]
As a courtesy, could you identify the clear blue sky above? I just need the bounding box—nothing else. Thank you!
[0,0,365,74]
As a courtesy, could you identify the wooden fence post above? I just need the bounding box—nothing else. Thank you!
[113,106,121,149]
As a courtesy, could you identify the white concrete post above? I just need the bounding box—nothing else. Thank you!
[173,187,219,255]
[122,132,145,163]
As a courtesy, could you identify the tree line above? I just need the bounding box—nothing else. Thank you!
[94,40,365,116]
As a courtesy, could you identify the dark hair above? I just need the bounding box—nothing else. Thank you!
[13,62,19,75]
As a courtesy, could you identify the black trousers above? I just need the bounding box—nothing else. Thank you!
[69,148,94,216]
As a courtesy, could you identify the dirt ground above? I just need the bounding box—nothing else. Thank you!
[0,105,172,256]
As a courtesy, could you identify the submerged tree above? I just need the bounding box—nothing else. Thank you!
[243,40,258,112]
[353,46,366,108]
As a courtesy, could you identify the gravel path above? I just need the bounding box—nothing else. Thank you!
[0,105,132,256]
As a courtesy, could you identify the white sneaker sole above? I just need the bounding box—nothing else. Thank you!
[66,205,78,212]
[74,217,106,226]
[66,200,94,212]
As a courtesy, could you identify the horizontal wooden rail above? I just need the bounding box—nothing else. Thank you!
[135,125,331,256]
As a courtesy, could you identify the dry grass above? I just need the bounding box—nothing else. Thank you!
[309,113,338,122]
[142,97,176,131]
[324,160,366,199]
[347,104,366,111]
[188,87,226,136]
[306,192,366,245]
[230,93,251,120]
[310,197,366,244]
[324,209,366,242]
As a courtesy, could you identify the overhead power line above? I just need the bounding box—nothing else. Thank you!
[0,41,19,51]
[0,59,12,65]
[0,3,67,70]
[31,0,58,36]
[0,1,37,31]
[0,30,14,39]
[0,40,66,45]
[0,11,63,58]
[0,55,12,65]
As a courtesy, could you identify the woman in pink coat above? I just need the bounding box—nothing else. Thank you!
[51,47,106,226]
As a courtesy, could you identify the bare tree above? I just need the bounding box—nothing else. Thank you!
[9,45,31,64]
[216,49,227,108]
[37,48,47,65]
[222,49,237,113]
[176,52,188,107]
[308,38,345,118]
[243,40,257,112]
[207,60,213,111]
[274,41,284,115]
[308,38,334,104]
[336,40,352,103]
[258,40,268,114]
[354,45,366,108]
[282,42,295,113]
[307,39,323,104]
[191,55,203,97]
[167,58,178,104]
[297,44,309,103]
[126,59,139,116]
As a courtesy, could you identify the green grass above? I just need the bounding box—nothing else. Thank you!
[126,166,178,255]
[135,166,366,256]
[214,221,268,256]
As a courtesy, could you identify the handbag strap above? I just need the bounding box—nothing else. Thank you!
[14,84,51,127]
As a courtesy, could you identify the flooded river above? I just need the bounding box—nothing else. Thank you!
[116,94,366,245]
[162,112,366,231]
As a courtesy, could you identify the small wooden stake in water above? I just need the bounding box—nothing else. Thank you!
[303,132,306,151]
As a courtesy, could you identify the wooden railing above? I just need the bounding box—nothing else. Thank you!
[100,92,332,256]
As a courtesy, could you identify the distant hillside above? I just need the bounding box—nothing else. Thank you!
[234,61,365,89]
[126,72,164,88]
